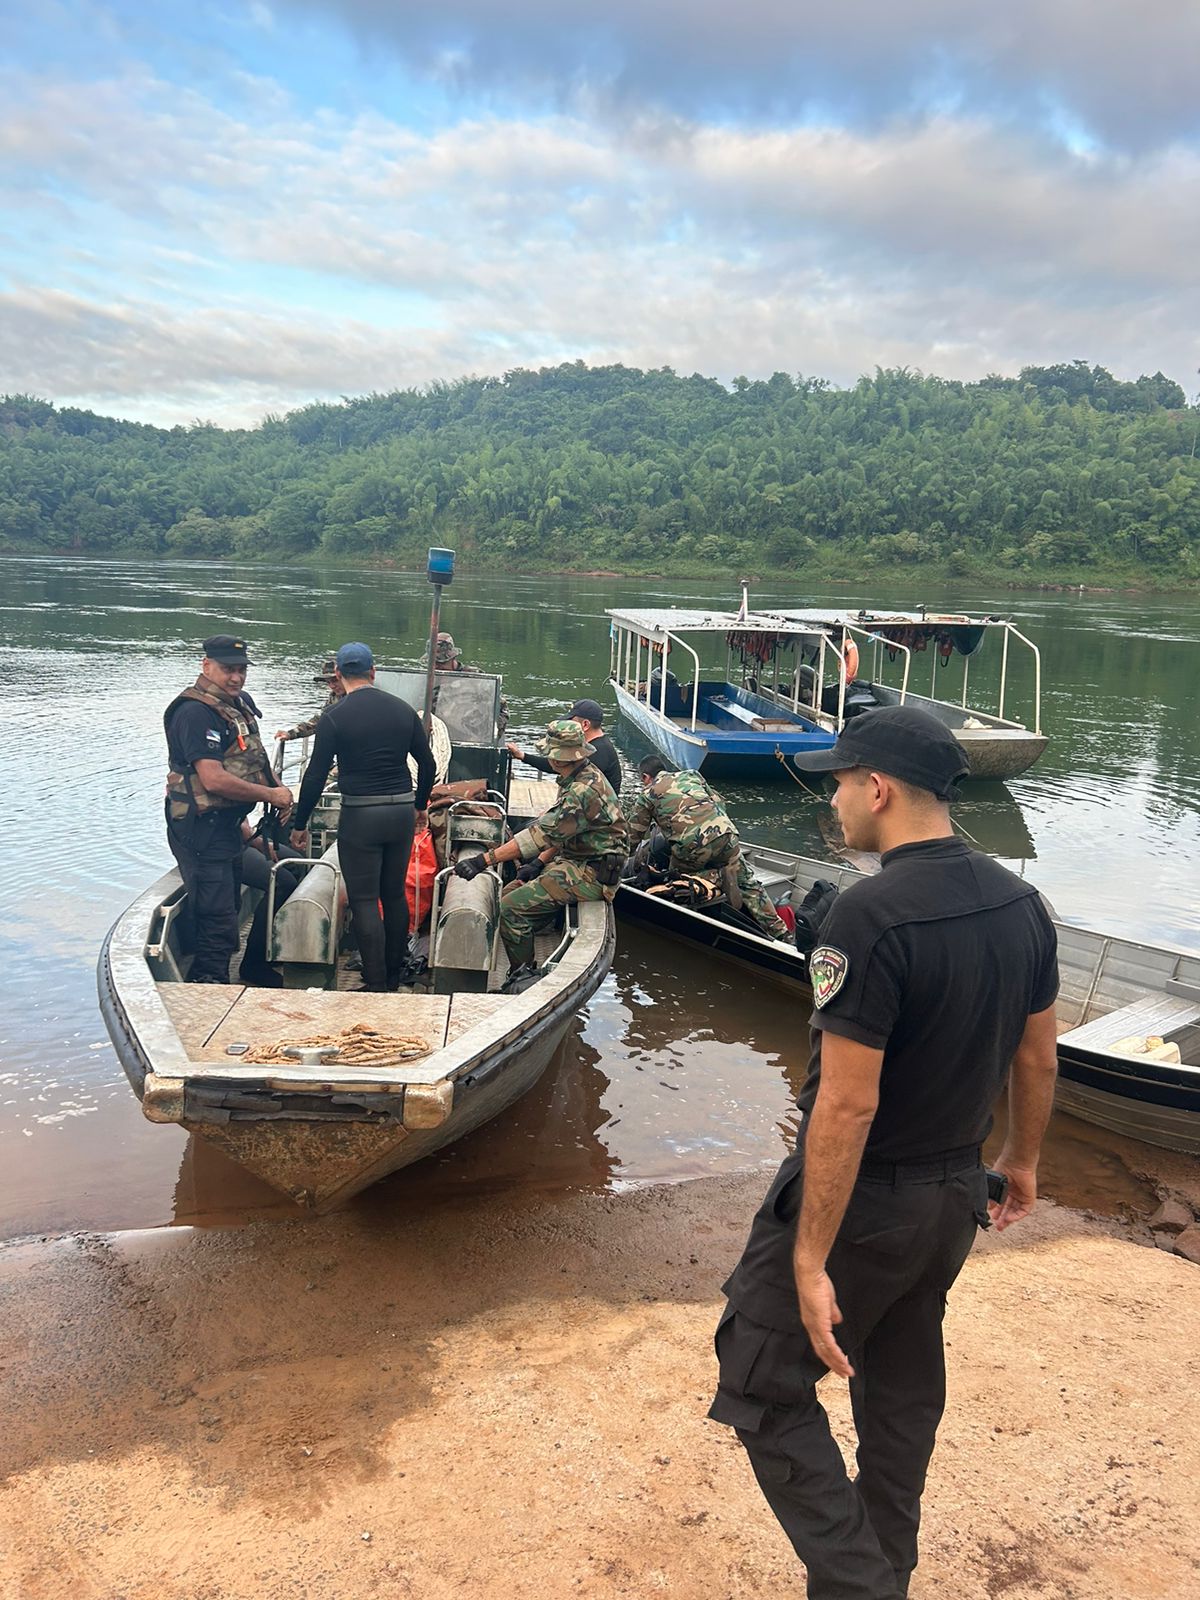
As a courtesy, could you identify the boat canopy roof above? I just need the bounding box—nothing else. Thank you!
[767,607,1010,630]
[607,606,831,640]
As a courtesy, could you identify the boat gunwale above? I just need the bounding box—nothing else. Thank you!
[100,867,614,1098]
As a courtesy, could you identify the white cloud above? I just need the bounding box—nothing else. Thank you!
[2,64,1197,425]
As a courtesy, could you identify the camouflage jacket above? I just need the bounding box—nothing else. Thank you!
[625,769,735,850]
[281,688,338,742]
[514,761,629,863]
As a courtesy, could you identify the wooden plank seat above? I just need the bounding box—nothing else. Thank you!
[705,695,802,733]
[1058,992,1200,1053]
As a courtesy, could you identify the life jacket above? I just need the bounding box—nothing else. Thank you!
[165,676,272,821]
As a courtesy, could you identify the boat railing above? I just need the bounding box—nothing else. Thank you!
[610,618,702,733]
[998,623,1042,733]
[537,904,580,973]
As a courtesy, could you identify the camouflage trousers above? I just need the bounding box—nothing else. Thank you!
[499,858,616,967]
[672,837,789,941]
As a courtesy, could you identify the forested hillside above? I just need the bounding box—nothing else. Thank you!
[2,361,1197,580]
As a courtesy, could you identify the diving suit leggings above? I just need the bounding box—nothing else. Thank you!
[336,803,415,991]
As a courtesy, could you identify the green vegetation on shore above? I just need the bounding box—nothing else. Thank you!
[2,361,1197,584]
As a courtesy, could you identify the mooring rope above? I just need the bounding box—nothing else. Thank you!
[242,1021,431,1067]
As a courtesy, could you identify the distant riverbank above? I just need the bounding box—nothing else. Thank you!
[6,540,1197,595]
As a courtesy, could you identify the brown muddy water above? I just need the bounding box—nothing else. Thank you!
[2,556,1198,1240]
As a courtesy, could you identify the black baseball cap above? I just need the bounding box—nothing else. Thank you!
[203,634,252,666]
[793,705,970,799]
[568,698,604,727]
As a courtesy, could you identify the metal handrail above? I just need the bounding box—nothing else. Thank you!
[265,856,341,968]
[428,860,503,971]
[537,905,578,972]
[846,623,912,710]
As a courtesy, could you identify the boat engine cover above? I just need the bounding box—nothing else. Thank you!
[432,871,499,992]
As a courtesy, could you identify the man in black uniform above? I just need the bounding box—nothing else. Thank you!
[289,642,436,992]
[710,705,1059,1600]
[507,699,622,795]
[164,635,294,984]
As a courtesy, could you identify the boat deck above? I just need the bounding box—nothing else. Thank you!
[159,984,514,1076]
[1058,992,1200,1060]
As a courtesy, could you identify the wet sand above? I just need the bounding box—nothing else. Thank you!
[2,1173,1198,1600]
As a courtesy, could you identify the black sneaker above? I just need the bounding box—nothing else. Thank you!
[501,962,539,994]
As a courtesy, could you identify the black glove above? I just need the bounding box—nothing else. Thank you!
[516,858,545,883]
[455,854,489,881]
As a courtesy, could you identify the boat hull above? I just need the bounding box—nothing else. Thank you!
[1054,1047,1200,1157]
[97,869,616,1210]
[615,881,809,994]
[622,845,1200,1158]
[177,990,594,1208]
[865,684,1048,779]
[613,681,834,776]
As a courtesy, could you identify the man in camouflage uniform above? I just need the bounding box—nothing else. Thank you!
[274,654,344,744]
[425,631,508,736]
[454,719,627,974]
[626,755,790,941]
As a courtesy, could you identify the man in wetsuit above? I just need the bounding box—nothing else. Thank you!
[289,642,436,992]
[164,635,294,983]
[626,757,790,941]
[507,698,623,796]
[710,705,1059,1599]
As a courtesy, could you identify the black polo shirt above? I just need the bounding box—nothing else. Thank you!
[800,836,1059,1161]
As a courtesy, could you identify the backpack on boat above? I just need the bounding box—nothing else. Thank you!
[793,879,839,956]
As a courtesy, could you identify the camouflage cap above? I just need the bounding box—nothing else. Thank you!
[435,631,460,657]
[540,718,595,761]
[313,653,338,683]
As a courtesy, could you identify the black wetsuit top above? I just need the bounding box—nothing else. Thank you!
[293,686,436,829]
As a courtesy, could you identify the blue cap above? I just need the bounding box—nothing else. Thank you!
[335,641,374,676]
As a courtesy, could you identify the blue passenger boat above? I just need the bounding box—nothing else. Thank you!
[607,605,841,775]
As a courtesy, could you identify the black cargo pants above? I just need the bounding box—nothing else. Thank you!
[167,812,244,984]
[710,1156,988,1600]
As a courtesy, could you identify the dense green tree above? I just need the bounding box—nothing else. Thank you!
[0,362,1197,578]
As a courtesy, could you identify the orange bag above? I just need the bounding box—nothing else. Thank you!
[406,828,438,930]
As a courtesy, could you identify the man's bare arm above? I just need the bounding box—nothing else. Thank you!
[991,1003,1058,1231]
[793,1033,884,1378]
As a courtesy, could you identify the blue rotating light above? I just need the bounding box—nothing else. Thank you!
[428,546,455,586]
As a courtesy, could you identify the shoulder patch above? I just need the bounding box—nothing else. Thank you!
[809,945,849,1008]
[205,728,222,743]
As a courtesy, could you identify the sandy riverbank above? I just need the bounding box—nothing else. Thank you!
[2,1173,1197,1600]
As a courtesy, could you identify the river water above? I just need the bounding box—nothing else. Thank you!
[2,555,1198,1240]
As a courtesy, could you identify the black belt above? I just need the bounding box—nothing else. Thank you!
[340,793,415,808]
[857,1144,981,1185]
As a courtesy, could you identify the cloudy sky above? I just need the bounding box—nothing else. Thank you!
[3,0,1198,426]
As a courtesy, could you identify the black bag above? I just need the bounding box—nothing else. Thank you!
[793,879,838,956]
